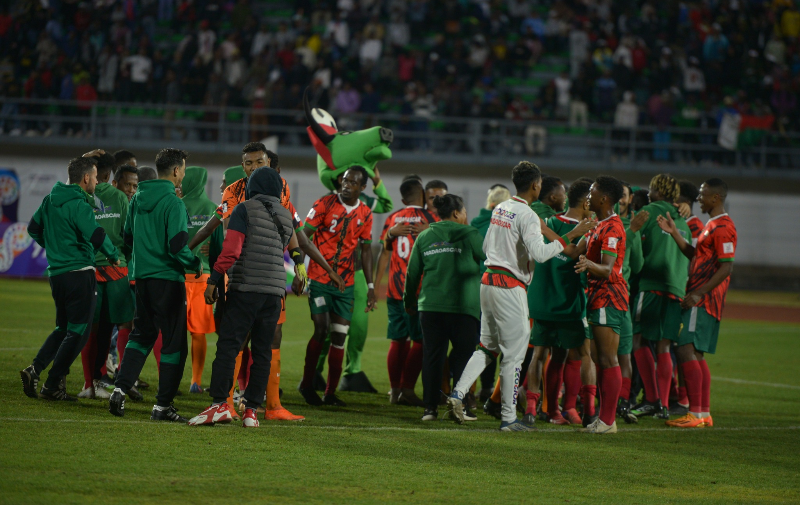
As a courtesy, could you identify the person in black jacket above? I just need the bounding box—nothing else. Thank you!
[188,167,297,428]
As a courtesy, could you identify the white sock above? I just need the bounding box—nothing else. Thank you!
[153,404,168,411]
[113,387,125,396]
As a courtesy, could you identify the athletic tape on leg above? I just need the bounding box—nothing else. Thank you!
[330,323,350,335]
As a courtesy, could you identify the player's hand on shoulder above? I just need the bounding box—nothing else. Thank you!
[674,202,691,219]
[574,218,597,236]
[630,210,649,233]
[82,149,105,158]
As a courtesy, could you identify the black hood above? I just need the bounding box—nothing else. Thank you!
[246,167,283,199]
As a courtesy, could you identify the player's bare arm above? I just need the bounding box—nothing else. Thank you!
[374,245,391,296]
[387,222,413,239]
[574,249,615,278]
[188,215,221,250]
[362,241,377,311]
[301,225,345,292]
[681,262,734,309]
[657,213,694,259]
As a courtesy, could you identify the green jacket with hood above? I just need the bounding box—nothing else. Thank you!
[638,200,691,297]
[470,207,493,274]
[93,182,129,268]
[182,167,223,275]
[530,201,557,220]
[124,178,201,281]
[28,182,119,277]
[404,220,485,320]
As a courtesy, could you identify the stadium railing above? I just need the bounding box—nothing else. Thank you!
[1,98,798,178]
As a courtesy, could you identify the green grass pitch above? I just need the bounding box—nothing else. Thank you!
[1,279,799,504]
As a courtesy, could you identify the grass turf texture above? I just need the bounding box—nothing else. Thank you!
[1,279,799,504]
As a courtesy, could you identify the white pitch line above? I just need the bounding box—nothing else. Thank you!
[715,377,800,390]
[0,417,797,434]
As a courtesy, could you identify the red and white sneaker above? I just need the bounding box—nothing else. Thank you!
[188,403,235,426]
[242,408,259,428]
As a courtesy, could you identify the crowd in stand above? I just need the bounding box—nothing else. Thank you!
[0,0,798,142]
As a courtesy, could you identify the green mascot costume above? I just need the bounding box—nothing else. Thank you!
[304,89,394,393]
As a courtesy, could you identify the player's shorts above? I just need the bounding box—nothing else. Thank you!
[93,276,135,324]
[632,291,682,342]
[185,275,215,334]
[618,308,633,355]
[386,298,422,341]
[679,306,721,354]
[278,296,286,325]
[587,306,626,336]
[308,280,355,322]
[530,318,588,350]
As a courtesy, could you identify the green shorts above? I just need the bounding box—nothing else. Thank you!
[618,309,633,355]
[587,306,626,336]
[308,280,355,322]
[679,306,721,354]
[93,277,135,324]
[530,318,588,350]
[386,298,422,341]
[632,291,683,342]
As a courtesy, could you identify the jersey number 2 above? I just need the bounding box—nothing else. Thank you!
[329,219,338,233]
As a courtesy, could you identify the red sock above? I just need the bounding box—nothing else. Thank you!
[525,391,540,415]
[153,332,163,372]
[545,359,564,417]
[656,353,673,409]
[387,340,409,389]
[699,359,711,413]
[325,345,345,395]
[680,360,702,413]
[562,360,581,410]
[300,338,324,389]
[633,348,658,402]
[81,331,98,389]
[678,386,689,406]
[117,328,131,372]
[580,384,596,417]
[521,374,529,391]
[599,366,622,425]
[401,342,424,390]
[620,376,631,401]
[238,347,252,391]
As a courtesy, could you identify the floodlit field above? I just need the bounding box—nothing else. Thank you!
[1,279,798,504]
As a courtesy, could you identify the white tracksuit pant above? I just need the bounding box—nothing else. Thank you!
[454,284,530,423]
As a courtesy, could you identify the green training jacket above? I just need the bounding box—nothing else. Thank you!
[93,182,129,268]
[28,182,118,277]
[530,200,557,220]
[124,179,201,281]
[638,200,691,298]
[528,215,586,321]
[470,207,493,275]
[620,213,644,285]
[182,167,223,275]
[404,220,485,320]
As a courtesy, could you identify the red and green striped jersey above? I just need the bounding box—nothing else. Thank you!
[687,214,737,320]
[380,206,438,300]
[305,194,373,286]
[585,214,628,312]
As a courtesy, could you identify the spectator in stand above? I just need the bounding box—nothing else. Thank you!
[75,76,97,138]
[335,82,361,115]
[683,56,706,97]
[703,24,729,63]
[124,46,152,102]
[614,91,638,159]
[554,71,572,119]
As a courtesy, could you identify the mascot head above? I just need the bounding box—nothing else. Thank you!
[304,88,393,191]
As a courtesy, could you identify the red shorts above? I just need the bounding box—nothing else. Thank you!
[186,274,216,334]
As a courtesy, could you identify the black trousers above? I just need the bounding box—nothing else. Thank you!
[209,289,281,408]
[33,270,97,389]
[115,279,187,407]
[420,311,480,411]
